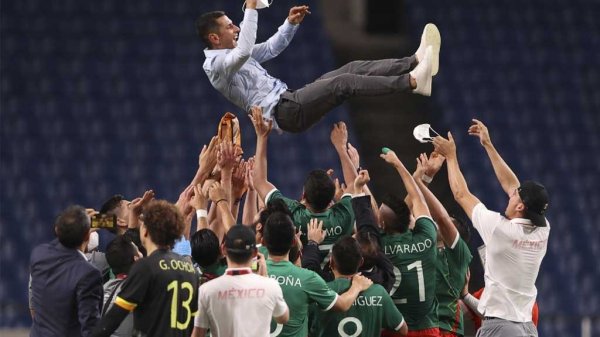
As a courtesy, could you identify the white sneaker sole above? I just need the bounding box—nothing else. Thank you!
[423,23,441,76]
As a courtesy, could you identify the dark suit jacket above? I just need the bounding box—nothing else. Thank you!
[30,239,103,337]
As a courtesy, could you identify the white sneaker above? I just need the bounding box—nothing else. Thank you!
[415,23,441,76]
[410,46,432,96]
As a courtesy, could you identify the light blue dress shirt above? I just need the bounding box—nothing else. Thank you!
[203,9,299,129]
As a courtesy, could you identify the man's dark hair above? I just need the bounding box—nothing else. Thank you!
[303,170,335,212]
[256,199,292,234]
[381,194,411,233]
[196,11,226,48]
[100,194,124,215]
[263,212,296,256]
[105,235,137,275]
[451,216,471,243]
[142,200,184,248]
[355,231,379,270]
[55,205,90,249]
[191,229,221,267]
[332,236,363,275]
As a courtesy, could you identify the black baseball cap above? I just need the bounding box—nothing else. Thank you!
[224,224,257,253]
[517,181,549,227]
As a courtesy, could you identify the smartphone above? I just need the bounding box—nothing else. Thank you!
[90,213,117,229]
[251,256,259,272]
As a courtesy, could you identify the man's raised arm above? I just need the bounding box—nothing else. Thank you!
[433,132,481,220]
[251,5,309,63]
[468,119,519,196]
[249,106,276,203]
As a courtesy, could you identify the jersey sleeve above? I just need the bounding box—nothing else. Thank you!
[413,216,437,242]
[305,271,339,311]
[266,189,301,211]
[113,260,152,311]
[381,288,405,331]
[471,203,503,244]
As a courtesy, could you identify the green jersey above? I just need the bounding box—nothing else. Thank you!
[312,278,405,337]
[381,216,438,331]
[267,259,338,337]
[436,236,472,335]
[266,190,354,256]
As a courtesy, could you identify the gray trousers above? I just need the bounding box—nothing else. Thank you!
[274,56,417,133]
[476,318,538,337]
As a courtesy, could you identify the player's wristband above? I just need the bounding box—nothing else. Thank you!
[196,209,208,219]
[215,199,227,206]
[422,174,433,184]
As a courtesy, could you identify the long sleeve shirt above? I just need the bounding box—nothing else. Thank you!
[203,9,299,129]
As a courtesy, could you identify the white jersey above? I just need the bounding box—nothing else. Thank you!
[195,267,288,337]
[471,203,550,322]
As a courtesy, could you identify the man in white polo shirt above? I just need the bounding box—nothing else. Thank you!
[433,119,550,337]
[192,225,289,337]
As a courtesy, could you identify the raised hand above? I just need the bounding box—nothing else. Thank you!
[426,151,446,177]
[190,183,208,211]
[333,178,347,202]
[208,182,228,204]
[330,121,348,151]
[353,170,370,194]
[287,5,310,25]
[175,185,195,217]
[432,132,457,159]
[347,143,360,169]
[351,273,373,291]
[249,106,272,138]
[199,136,219,176]
[130,190,155,216]
[468,119,491,146]
[307,218,326,244]
[218,141,238,172]
[380,148,403,168]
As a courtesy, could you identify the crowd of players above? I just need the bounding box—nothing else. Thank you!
[29,108,549,337]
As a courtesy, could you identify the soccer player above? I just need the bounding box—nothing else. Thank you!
[379,149,440,336]
[91,200,200,337]
[196,0,440,133]
[312,236,408,336]
[433,119,550,337]
[263,210,373,337]
[413,152,473,337]
[192,224,289,337]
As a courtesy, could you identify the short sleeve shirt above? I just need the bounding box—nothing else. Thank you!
[436,235,472,334]
[381,216,439,331]
[114,249,199,337]
[312,278,404,337]
[267,259,338,337]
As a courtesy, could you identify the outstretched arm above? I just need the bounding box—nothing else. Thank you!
[251,6,309,63]
[433,132,481,220]
[413,153,458,247]
[381,149,430,218]
[330,122,357,190]
[249,106,276,203]
[469,119,519,196]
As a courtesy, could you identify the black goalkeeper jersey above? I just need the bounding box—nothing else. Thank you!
[114,249,199,337]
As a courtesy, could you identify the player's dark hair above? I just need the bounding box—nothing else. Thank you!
[105,235,137,275]
[191,229,221,267]
[332,236,363,275]
[451,216,471,243]
[381,194,411,233]
[142,200,184,248]
[225,247,254,264]
[196,11,226,48]
[257,199,292,235]
[100,194,124,215]
[303,170,335,212]
[55,205,90,249]
[263,211,296,256]
[355,231,379,270]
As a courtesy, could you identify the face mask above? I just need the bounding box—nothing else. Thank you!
[242,0,273,12]
[413,123,441,143]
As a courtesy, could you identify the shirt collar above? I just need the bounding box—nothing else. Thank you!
[77,249,87,260]
[225,267,252,276]
[510,217,535,226]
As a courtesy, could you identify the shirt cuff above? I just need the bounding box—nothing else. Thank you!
[244,8,259,22]
[450,232,460,249]
[324,293,339,312]
[265,188,278,206]
[283,17,300,29]
[394,318,405,331]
